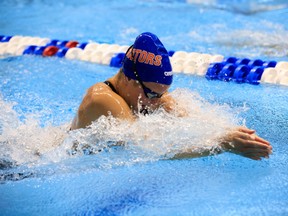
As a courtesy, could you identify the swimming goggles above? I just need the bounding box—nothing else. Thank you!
[127,45,164,99]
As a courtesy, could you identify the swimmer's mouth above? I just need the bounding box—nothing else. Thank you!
[140,105,151,115]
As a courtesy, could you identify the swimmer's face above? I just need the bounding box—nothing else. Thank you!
[131,80,170,113]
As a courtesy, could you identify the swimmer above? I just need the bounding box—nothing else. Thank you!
[71,32,272,160]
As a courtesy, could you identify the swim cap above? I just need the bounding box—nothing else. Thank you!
[122,32,173,85]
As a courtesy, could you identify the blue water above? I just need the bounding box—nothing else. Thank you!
[1,0,288,215]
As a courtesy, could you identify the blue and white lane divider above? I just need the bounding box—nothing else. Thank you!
[1,35,288,86]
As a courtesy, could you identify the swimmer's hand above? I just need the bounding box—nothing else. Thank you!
[220,127,272,160]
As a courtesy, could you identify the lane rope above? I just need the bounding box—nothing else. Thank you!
[1,35,287,86]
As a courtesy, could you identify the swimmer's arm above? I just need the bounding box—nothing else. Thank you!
[71,87,134,130]
[171,147,220,159]
[172,127,272,160]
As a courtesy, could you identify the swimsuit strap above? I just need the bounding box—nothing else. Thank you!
[104,80,117,94]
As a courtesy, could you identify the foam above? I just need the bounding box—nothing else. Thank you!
[0,88,242,174]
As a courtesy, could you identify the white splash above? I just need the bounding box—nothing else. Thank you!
[0,95,69,168]
[0,89,243,170]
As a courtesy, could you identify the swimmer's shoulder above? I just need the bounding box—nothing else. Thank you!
[85,81,122,103]
[87,82,112,94]
[83,82,133,119]
[72,82,133,130]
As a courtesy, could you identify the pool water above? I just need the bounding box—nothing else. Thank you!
[1,0,288,215]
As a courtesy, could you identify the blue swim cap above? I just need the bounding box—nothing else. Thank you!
[122,32,173,85]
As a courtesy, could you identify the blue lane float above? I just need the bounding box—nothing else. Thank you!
[205,57,278,85]
[0,34,287,86]
[110,53,126,68]
[0,35,12,42]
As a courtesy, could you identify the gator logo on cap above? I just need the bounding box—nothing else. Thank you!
[126,47,162,67]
